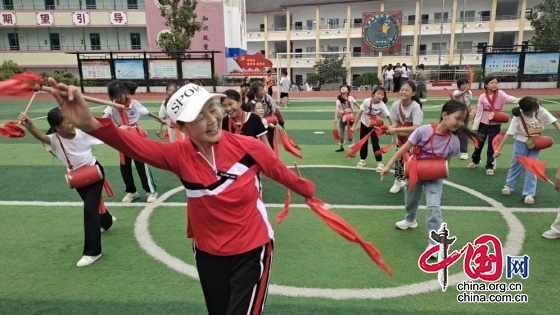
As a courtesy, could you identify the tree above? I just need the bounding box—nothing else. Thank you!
[0,60,22,81]
[157,0,203,57]
[526,0,560,51]
[313,54,348,85]
[353,73,380,86]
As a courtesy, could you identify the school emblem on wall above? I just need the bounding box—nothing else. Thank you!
[362,11,402,53]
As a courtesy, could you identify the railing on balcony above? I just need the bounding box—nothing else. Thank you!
[2,0,144,10]
[1,44,151,52]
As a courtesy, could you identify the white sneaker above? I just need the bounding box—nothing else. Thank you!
[122,192,140,203]
[376,162,384,172]
[542,229,560,239]
[524,195,534,205]
[467,162,478,169]
[147,192,159,203]
[460,153,469,160]
[76,254,102,267]
[501,186,511,196]
[390,179,406,193]
[395,219,418,230]
[356,160,366,168]
[101,216,117,233]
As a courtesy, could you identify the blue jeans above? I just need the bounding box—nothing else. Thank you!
[404,179,444,245]
[505,140,540,197]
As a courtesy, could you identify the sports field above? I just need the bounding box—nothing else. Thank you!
[1,95,560,314]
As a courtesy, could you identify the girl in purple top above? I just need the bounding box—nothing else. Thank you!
[470,76,519,175]
[380,100,481,257]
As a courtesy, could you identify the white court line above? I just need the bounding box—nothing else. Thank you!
[541,99,560,104]
[1,200,556,213]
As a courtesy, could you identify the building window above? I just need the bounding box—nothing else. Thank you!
[305,47,316,53]
[326,18,339,29]
[50,33,61,50]
[7,32,19,50]
[127,0,138,9]
[407,15,415,25]
[352,46,361,57]
[3,0,14,10]
[90,33,101,50]
[434,12,449,23]
[326,45,339,52]
[44,0,55,10]
[432,42,447,53]
[85,0,96,9]
[353,18,362,27]
[456,41,473,52]
[294,21,303,30]
[421,14,429,24]
[306,19,316,30]
[419,44,427,55]
[130,33,141,49]
[459,10,475,22]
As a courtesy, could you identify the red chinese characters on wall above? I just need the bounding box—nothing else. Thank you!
[110,11,128,25]
[35,12,54,26]
[0,11,17,26]
[72,12,90,26]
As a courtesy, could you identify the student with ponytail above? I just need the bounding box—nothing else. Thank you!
[385,80,423,193]
[19,108,115,267]
[469,76,519,175]
[381,100,480,257]
[494,97,560,204]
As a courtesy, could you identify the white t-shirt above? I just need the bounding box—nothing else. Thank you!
[453,90,473,107]
[159,100,170,121]
[506,107,557,143]
[280,76,291,93]
[385,70,394,79]
[103,99,150,125]
[45,129,104,172]
[359,98,390,125]
[336,96,357,115]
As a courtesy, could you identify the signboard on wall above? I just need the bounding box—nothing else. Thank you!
[361,11,402,53]
[148,60,178,79]
[484,54,520,75]
[81,61,111,80]
[114,60,145,80]
[523,53,560,75]
[181,61,212,79]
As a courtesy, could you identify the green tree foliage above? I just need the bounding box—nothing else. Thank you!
[157,0,203,57]
[526,0,560,51]
[0,60,22,80]
[353,73,380,86]
[313,54,348,84]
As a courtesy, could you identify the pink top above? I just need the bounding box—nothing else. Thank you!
[476,90,519,125]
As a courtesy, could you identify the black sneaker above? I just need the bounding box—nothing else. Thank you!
[335,147,344,152]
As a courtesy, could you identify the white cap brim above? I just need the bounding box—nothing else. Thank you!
[175,92,225,123]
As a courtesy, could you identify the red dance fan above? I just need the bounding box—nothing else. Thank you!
[276,163,393,276]
[0,91,38,138]
[516,156,555,185]
[277,128,302,159]
[0,73,124,109]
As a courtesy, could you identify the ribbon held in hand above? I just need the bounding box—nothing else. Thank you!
[0,121,25,138]
[0,73,124,109]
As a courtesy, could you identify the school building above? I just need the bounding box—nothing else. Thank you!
[0,0,247,78]
[245,0,542,81]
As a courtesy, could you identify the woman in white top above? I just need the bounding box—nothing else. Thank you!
[19,108,115,267]
[494,97,560,205]
[384,65,394,92]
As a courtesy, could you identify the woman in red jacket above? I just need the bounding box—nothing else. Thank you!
[47,78,315,315]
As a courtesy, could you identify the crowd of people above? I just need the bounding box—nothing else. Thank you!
[13,74,560,314]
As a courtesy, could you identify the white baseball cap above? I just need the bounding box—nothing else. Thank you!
[166,83,225,123]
